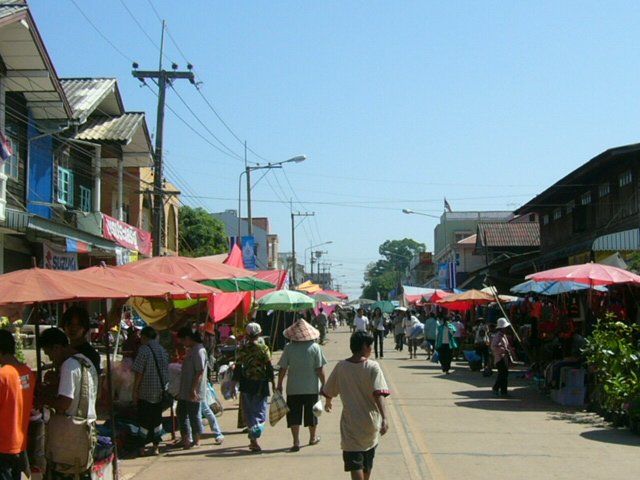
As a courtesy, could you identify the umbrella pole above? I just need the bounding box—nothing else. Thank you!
[486,285,522,344]
[104,310,119,480]
[34,304,42,387]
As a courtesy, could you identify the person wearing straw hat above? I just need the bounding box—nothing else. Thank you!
[491,318,514,397]
[277,317,328,452]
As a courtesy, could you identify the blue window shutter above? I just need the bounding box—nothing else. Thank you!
[56,166,64,204]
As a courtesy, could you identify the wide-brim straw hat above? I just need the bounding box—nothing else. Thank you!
[284,319,320,342]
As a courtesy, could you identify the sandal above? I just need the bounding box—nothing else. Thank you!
[309,437,321,446]
[249,444,262,452]
[289,445,300,452]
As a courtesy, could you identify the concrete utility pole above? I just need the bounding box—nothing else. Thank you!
[132,21,195,256]
[291,210,314,285]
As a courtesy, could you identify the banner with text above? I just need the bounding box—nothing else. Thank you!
[102,214,152,257]
[43,242,78,271]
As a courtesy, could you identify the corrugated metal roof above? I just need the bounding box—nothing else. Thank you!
[0,2,27,21]
[477,222,540,248]
[73,113,145,143]
[592,228,640,252]
[60,78,116,120]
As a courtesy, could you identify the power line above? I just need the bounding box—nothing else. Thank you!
[117,0,175,65]
[168,83,243,160]
[68,0,133,63]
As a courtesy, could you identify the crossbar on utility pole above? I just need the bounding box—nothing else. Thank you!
[290,211,314,285]
[132,20,195,257]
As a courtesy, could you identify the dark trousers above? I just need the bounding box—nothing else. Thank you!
[494,359,509,394]
[137,399,163,446]
[177,399,202,442]
[438,345,452,372]
[0,453,21,480]
[475,344,491,370]
[395,333,404,351]
[318,325,327,344]
[373,330,384,358]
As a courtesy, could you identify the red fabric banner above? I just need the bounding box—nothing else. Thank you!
[102,214,152,256]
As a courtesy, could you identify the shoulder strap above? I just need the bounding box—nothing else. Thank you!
[70,355,91,420]
[148,344,167,389]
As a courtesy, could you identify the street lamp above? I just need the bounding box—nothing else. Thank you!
[237,146,307,240]
[402,208,440,219]
[304,241,333,276]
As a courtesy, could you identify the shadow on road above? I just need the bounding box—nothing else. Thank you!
[580,429,640,446]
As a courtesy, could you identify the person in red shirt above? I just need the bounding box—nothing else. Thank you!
[0,329,35,480]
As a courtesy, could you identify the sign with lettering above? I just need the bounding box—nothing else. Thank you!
[102,214,152,257]
[43,242,78,271]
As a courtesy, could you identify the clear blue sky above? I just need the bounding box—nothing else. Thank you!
[30,0,640,297]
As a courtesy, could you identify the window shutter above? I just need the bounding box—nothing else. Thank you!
[68,172,74,207]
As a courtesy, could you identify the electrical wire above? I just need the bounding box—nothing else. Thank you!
[68,0,134,63]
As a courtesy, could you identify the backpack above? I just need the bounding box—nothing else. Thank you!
[45,355,96,475]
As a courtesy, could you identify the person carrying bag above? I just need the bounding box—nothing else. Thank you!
[45,355,96,476]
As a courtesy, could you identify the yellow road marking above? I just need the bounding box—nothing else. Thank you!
[382,363,448,480]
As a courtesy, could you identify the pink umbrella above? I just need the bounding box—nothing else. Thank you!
[526,262,640,287]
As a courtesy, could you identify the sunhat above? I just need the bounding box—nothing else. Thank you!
[284,318,320,342]
[496,318,511,329]
[246,322,262,337]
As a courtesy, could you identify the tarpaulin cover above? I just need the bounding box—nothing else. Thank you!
[224,244,244,268]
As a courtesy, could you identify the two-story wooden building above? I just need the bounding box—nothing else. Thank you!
[513,142,640,275]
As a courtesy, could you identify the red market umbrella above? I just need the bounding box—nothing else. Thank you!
[436,289,494,312]
[424,290,451,303]
[71,265,218,300]
[0,267,132,306]
[224,244,245,268]
[525,262,640,287]
[120,255,254,281]
[318,289,349,300]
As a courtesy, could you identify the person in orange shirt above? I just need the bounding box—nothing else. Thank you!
[0,329,35,480]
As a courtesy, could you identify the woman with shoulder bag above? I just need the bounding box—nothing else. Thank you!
[473,319,491,374]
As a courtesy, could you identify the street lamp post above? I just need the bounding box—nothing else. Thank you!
[304,241,333,277]
[245,152,306,237]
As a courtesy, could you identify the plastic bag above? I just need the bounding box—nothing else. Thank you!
[205,383,224,416]
[431,351,440,363]
[269,390,289,426]
[312,399,323,418]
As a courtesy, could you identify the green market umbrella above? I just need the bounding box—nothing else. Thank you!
[201,277,276,292]
[311,292,344,305]
[347,298,376,306]
[370,300,396,314]
[257,290,316,312]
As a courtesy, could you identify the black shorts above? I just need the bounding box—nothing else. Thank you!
[286,394,319,428]
[343,447,376,473]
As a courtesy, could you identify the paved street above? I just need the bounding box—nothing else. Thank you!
[120,328,640,480]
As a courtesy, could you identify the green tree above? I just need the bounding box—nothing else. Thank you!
[361,238,426,299]
[179,206,228,257]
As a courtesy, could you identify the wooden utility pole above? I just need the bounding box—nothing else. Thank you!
[132,21,195,256]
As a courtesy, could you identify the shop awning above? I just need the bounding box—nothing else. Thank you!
[592,229,640,252]
[28,215,117,252]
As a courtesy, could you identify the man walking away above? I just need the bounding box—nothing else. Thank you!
[323,331,389,480]
[315,308,329,344]
[354,308,369,333]
[371,308,385,359]
[132,327,170,456]
[423,313,438,359]
[0,330,35,480]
